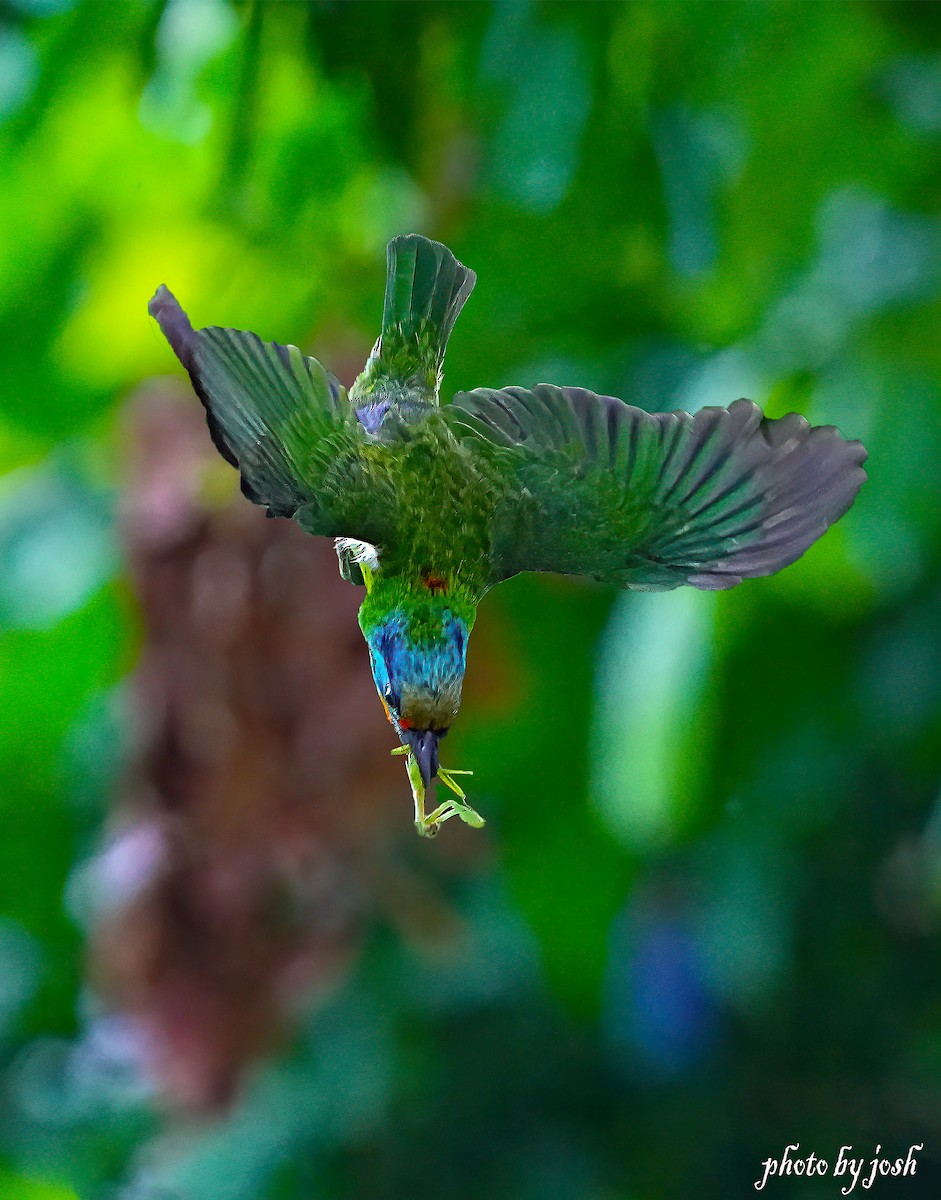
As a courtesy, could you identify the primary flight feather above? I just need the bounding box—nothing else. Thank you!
[149,235,867,836]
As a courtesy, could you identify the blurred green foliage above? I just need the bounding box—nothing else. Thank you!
[2,0,941,1197]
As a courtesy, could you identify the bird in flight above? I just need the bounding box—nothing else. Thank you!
[149,235,867,836]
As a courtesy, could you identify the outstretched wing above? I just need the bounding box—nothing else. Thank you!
[149,287,389,541]
[447,385,867,591]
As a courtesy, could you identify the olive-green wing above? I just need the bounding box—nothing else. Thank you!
[149,286,386,541]
[447,385,867,590]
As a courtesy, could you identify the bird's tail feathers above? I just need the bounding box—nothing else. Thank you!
[381,235,476,371]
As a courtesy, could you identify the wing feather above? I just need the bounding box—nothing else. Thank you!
[447,385,867,590]
[149,286,363,531]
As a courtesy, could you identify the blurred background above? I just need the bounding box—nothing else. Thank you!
[1,0,941,1196]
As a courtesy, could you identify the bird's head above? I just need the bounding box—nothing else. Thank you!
[360,582,474,791]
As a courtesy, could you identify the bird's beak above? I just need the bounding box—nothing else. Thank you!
[403,729,440,791]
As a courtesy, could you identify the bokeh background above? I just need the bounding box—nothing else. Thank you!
[2,0,941,1196]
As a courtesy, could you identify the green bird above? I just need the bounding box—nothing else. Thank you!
[149,235,867,836]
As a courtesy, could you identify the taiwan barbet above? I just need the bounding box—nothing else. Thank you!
[149,236,867,836]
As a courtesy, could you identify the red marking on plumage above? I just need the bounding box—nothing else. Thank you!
[398,718,414,730]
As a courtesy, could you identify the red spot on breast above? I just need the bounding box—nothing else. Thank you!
[398,718,413,730]
[422,574,448,594]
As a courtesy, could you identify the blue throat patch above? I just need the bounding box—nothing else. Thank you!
[366,609,468,716]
